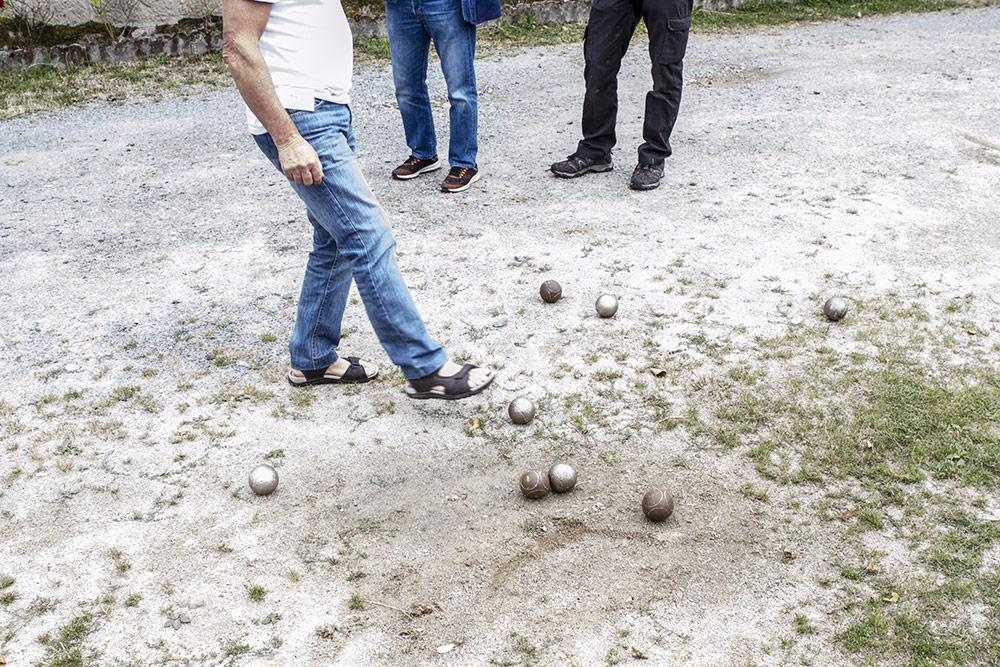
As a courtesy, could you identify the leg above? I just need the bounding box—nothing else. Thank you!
[385,0,437,161]
[253,102,447,380]
[422,0,478,169]
[637,0,693,165]
[287,209,354,371]
[577,0,642,160]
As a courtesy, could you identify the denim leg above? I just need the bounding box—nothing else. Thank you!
[385,0,437,160]
[287,209,354,371]
[253,103,448,379]
[421,0,478,168]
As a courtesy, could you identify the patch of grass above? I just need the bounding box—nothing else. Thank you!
[740,482,770,502]
[349,594,364,610]
[246,585,267,602]
[353,35,391,62]
[857,507,884,530]
[484,14,586,46]
[289,390,315,409]
[0,53,230,120]
[41,613,93,667]
[837,609,968,663]
[110,549,131,576]
[98,385,161,414]
[794,614,817,634]
[716,359,1000,488]
[224,643,251,657]
[692,0,972,33]
[711,327,1000,662]
[926,511,1000,579]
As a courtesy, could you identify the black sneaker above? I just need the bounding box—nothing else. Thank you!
[629,163,664,190]
[392,155,441,180]
[440,166,480,193]
[550,154,613,178]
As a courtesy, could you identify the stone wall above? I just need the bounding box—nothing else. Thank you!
[11,0,197,27]
[0,23,223,70]
[13,0,740,28]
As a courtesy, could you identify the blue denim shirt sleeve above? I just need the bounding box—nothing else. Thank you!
[461,0,501,24]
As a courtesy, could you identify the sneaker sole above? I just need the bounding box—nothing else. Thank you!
[629,180,661,191]
[550,163,613,178]
[440,171,481,193]
[392,160,442,180]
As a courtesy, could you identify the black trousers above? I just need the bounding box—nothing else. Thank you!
[576,0,693,166]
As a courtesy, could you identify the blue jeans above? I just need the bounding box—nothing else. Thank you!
[385,0,478,169]
[253,101,447,380]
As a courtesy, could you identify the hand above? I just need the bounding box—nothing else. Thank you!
[276,136,323,186]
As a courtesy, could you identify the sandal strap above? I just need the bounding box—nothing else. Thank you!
[297,357,368,382]
[340,356,369,382]
[299,367,330,381]
[409,364,476,395]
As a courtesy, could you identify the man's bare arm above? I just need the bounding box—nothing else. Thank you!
[222,0,323,185]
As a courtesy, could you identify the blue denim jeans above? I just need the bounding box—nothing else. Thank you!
[385,0,478,169]
[253,101,447,380]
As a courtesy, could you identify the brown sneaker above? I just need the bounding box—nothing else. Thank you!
[440,166,480,193]
[392,155,441,180]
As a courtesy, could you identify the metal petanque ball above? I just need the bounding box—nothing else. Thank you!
[519,470,550,499]
[641,488,674,522]
[508,397,536,425]
[548,462,577,493]
[248,464,279,496]
[540,280,562,304]
[823,296,849,322]
[595,294,618,318]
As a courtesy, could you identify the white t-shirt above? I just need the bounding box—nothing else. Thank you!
[246,0,353,135]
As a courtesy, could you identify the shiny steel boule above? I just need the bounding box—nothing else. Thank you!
[595,294,618,318]
[519,470,550,499]
[641,488,674,522]
[548,462,577,493]
[508,397,536,425]
[248,464,279,496]
[823,296,849,322]
[540,280,562,304]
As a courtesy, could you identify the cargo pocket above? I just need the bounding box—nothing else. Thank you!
[656,16,691,65]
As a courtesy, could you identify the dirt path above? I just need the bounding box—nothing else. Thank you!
[1,8,999,666]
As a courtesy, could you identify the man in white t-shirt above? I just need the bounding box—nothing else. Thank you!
[222,0,495,400]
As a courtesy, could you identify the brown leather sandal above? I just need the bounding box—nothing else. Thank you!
[405,364,495,400]
[287,357,377,387]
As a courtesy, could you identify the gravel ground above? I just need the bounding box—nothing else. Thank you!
[1,7,999,666]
